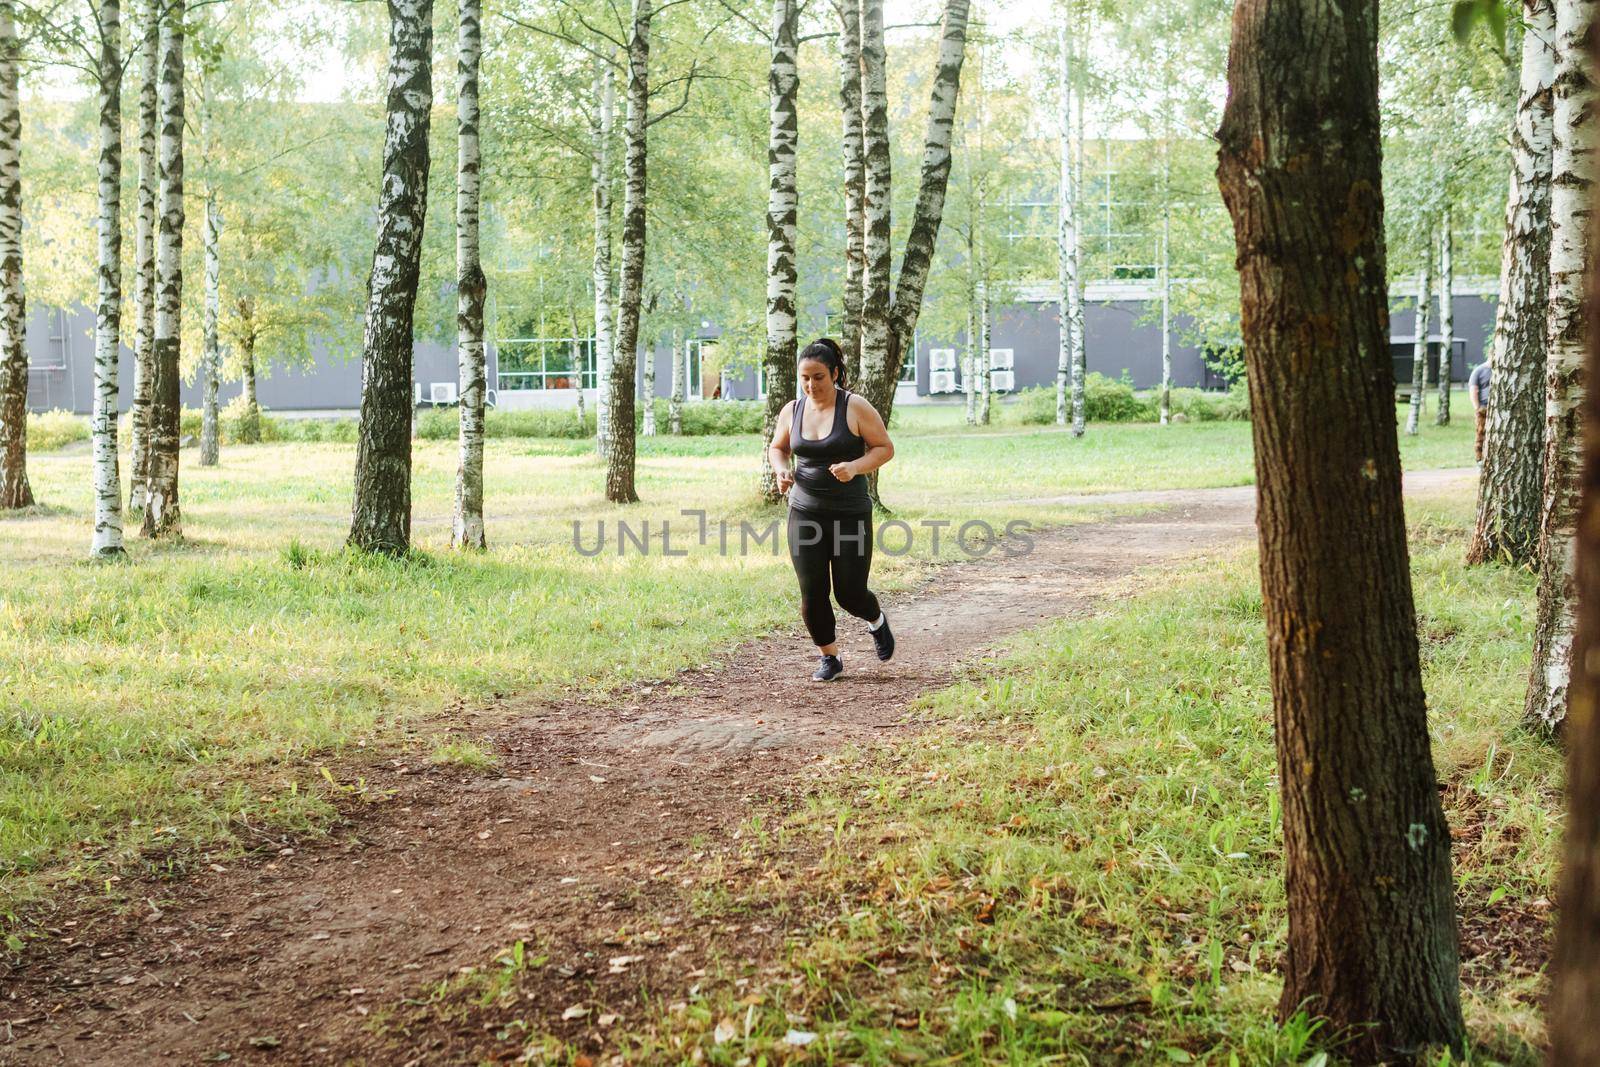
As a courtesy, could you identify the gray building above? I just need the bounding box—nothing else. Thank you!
[25,278,1497,415]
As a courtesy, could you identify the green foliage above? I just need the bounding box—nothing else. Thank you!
[1009,375,1247,425]
[25,410,89,452]
[414,401,765,440]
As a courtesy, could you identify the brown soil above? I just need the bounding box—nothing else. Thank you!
[17,477,1496,1065]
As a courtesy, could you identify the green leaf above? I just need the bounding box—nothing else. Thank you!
[1450,0,1478,42]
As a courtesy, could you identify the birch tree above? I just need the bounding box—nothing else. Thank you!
[453,0,487,550]
[642,332,657,435]
[128,0,156,511]
[141,0,183,538]
[858,0,971,435]
[605,0,650,504]
[669,329,683,433]
[759,0,798,502]
[90,0,125,552]
[977,281,991,424]
[348,0,434,554]
[0,0,28,511]
[1404,235,1432,436]
[1525,0,1596,732]
[198,57,221,468]
[1469,0,1556,567]
[1054,14,1084,435]
[592,54,615,460]
[1434,208,1452,426]
[835,0,864,386]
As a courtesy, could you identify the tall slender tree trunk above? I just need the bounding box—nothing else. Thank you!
[643,335,657,436]
[858,0,892,416]
[0,0,29,511]
[236,300,260,443]
[605,0,649,504]
[836,0,864,387]
[1055,14,1079,432]
[761,0,799,502]
[453,0,486,550]
[669,331,683,433]
[90,0,123,553]
[198,69,220,468]
[977,281,991,425]
[1469,0,1555,567]
[1215,0,1467,1058]
[1526,0,1597,731]
[875,0,970,427]
[964,299,976,424]
[1550,155,1600,1063]
[592,54,616,460]
[1435,207,1453,426]
[1159,112,1172,426]
[129,0,157,514]
[141,0,183,538]
[1069,33,1086,437]
[348,0,434,555]
[1405,241,1433,437]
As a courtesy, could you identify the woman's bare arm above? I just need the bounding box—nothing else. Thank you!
[831,398,894,481]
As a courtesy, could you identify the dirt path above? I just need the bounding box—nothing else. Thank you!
[5,476,1477,1064]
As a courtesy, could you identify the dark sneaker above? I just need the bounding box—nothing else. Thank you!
[812,654,844,682]
[871,616,895,661]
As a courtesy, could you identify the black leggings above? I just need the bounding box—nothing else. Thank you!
[787,509,881,648]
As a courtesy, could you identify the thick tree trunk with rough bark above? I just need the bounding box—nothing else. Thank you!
[199,72,220,468]
[760,0,799,502]
[0,0,28,511]
[1550,161,1600,1064]
[870,0,970,428]
[605,0,649,504]
[129,0,157,513]
[141,0,185,539]
[1526,0,1596,732]
[592,55,616,460]
[1469,0,1555,567]
[1215,0,1467,1058]
[349,0,434,555]
[836,0,864,386]
[91,0,123,553]
[453,0,486,550]
[1405,243,1433,436]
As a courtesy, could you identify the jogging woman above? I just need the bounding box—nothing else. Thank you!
[767,338,896,681]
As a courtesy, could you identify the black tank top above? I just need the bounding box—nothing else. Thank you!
[789,389,871,514]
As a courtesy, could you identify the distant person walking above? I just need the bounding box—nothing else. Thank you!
[767,338,896,681]
[1469,360,1491,464]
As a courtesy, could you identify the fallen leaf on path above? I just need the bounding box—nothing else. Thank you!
[309,933,330,941]
[784,1030,818,1047]
[246,1036,280,1050]
[588,775,607,784]
[713,1017,737,1044]
[597,1013,620,1027]
[561,1004,588,1021]
[608,955,645,973]
[476,831,492,840]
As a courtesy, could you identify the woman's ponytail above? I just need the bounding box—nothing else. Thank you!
[799,337,847,387]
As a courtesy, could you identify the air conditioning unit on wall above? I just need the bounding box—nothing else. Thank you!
[929,369,957,394]
[430,381,459,405]
[929,347,956,371]
[988,348,1014,370]
[990,369,1016,392]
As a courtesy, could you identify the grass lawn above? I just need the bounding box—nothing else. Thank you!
[0,406,1474,923]
[551,488,1552,1065]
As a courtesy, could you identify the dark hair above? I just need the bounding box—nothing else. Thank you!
[798,337,847,387]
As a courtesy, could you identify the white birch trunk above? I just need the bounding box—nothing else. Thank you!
[1471,0,1556,566]
[964,300,976,424]
[1069,30,1086,438]
[0,0,29,511]
[760,0,799,499]
[348,0,434,554]
[592,55,616,459]
[643,337,657,436]
[669,331,683,433]
[836,0,865,385]
[1405,244,1433,437]
[198,67,220,468]
[1526,0,1597,730]
[1054,16,1076,431]
[605,0,649,504]
[453,0,486,550]
[128,0,157,512]
[1435,206,1453,426]
[978,281,991,425]
[90,0,124,553]
[1159,118,1172,426]
[858,0,892,414]
[141,0,183,538]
